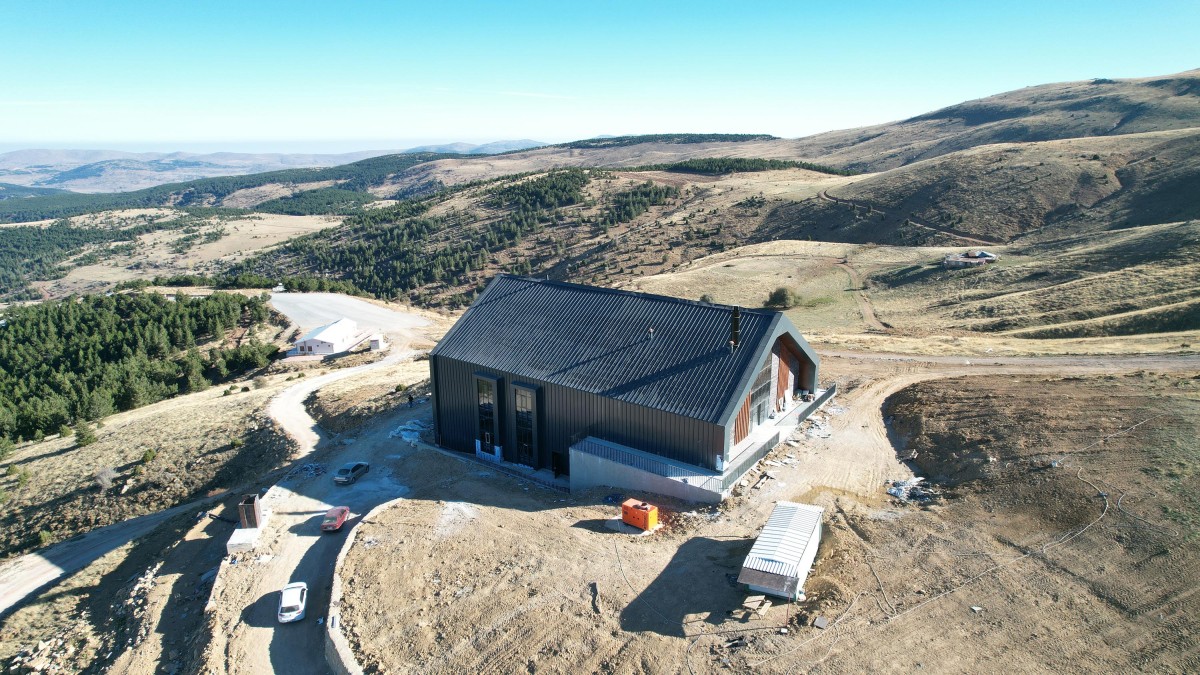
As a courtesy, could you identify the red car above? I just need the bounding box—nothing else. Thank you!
[321,506,351,532]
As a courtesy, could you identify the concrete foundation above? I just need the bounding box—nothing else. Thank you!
[569,446,722,503]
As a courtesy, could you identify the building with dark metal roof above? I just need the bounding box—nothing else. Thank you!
[429,274,824,498]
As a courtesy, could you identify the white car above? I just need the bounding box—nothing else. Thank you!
[277,582,308,623]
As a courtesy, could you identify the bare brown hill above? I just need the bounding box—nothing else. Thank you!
[784,69,1200,172]
[758,128,1200,245]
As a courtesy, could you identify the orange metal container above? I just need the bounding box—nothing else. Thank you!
[621,499,658,531]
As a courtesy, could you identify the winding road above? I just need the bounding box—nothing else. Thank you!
[204,347,425,675]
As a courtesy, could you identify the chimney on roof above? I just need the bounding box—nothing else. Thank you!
[730,306,741,351]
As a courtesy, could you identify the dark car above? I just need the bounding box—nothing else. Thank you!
[333,462,369,485]
[321,506,351,532]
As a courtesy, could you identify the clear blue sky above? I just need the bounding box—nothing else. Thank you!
[1,0,1196,152]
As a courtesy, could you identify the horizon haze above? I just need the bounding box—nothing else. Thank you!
[2,0,1197,154]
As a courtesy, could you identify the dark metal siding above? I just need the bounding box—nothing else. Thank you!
[432,353,725,470]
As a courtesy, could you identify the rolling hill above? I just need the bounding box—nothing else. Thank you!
[782,68,1200,172]
[758,127,1200,245]
[3,69,1198,343]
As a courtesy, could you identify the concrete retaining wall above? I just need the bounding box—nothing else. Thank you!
[569,448,722,503]
[325,497,405,675]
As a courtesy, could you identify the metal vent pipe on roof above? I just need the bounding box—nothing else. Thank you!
[731,306,741,349]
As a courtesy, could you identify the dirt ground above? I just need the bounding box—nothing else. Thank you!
[336,355,1200,674]
[304,358,432,434]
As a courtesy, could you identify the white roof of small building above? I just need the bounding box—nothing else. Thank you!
[742,501,823,578]
[296,317,358,345]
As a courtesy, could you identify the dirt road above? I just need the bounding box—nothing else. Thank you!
[0,497,220,620]
[204,348,425,675]
[835,261,887,331]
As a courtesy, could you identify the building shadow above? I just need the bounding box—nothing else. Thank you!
[570,518,636,534]
[619,536,753,637]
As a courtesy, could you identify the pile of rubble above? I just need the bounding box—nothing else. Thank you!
[284,463,326,480]
[5,562,164,673]
[5,622,92,674]
[886,477,941,504]
[804,415,832,439]
[389,419,431,445]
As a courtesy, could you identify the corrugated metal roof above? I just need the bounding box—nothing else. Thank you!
[737,568,799,598]
[741,501,823,578]
[430,275,781,423]
[297,317,358,344]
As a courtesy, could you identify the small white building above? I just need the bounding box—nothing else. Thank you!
[737,501,824,601]
[293,318,360,355]
[369,334,388,351]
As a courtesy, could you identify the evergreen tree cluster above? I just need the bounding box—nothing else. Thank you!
[629,157,855,176]
[0,219,166,299]
[491,168,590,211]
[558,134,776,149]
[599,182,680,228]
[256,188,378,216]
[0,292,276,441]
[236,170,593,301]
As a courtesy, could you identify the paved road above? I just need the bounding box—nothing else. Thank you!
[270,292,429,336]
[0,496,218,619]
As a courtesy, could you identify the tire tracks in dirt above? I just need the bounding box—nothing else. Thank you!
[834,259,888,331]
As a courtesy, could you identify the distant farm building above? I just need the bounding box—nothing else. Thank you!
[292,318,361,355]
[738,501,824,600]
[428,275,833,502]
[943,250,1000,269]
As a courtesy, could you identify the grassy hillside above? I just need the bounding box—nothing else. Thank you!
[784,69,1200,172]
[758,128,1200,245]
[873,220,1200,339]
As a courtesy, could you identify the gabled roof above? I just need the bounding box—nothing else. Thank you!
[431,275,806,424]
[297,317,358,345]
[738,501,824,593]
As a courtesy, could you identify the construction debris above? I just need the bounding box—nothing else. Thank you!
[886,477,940,503]
[284,463,326,480]
[805,416,832,439]
[389,419,431,444]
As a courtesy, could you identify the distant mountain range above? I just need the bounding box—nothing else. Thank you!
[0,140,547,194]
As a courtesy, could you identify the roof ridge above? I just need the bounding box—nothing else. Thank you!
[496,273,780,316]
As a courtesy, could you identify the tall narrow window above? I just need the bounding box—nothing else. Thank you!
[749,360,772,428]
[515,388,534,466]
[477,379,495,448]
